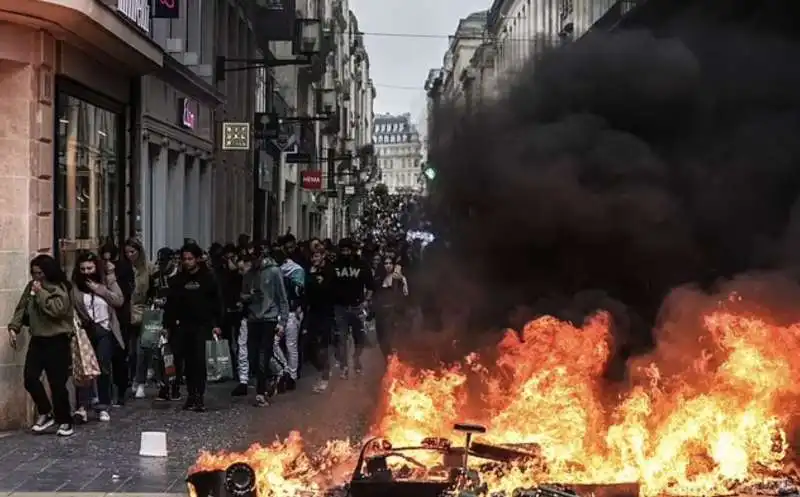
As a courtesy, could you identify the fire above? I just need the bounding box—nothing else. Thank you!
[192,297,800,497]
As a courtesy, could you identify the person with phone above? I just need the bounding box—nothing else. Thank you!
[7,255,74,436]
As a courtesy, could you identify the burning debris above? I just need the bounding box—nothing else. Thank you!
[190,297,800,497]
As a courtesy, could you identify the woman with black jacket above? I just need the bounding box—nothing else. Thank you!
[373,255,408,359]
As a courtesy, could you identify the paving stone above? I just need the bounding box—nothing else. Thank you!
[0,348,384,494]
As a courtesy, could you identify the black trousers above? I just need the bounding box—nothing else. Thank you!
[374,306,402,358]
[23,334,72,425]
[306,312,333,380]
[172,325,208,398]
[247,320,276,395]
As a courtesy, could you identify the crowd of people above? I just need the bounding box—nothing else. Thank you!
[6,233,419,437]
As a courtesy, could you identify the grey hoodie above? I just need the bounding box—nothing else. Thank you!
[241,257,289,326]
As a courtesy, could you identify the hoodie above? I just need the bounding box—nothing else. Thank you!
[162,267,223,330]
[241,257,289,326]
[280,259,305,312]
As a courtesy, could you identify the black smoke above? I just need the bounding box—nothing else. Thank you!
[422,0,800,357]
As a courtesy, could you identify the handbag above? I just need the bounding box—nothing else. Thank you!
[71,315,101,386]
[130,303,145,325]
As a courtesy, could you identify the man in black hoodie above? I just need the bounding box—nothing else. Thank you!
[331,238,373,378]
[304,248,335,392]
[162,243,223,412]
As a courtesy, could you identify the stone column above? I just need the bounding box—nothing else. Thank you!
[0,27,56,430]
[152,142,169,251]
[185,155,200,241]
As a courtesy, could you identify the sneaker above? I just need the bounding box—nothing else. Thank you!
[340,367,349,380]
[73,407,88,425]
[286,377,297,391]
[112,391,126,407]
[312,380,329,393]
[156,385,169,401]
[31,414,54,433]
[170,383,182,401]
[192,398,206,413]
[182,396,196,411]
[134,384,145,399]
[231,383,248,396]
[354,366,363,376]
[254,394,269,407]
[56,423,74,437]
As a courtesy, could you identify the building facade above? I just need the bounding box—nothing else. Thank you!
[0,0,162,429]
[373,113,423,195]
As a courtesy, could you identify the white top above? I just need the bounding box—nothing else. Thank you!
[83,292,111,330]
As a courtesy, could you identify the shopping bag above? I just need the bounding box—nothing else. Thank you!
[140,309,163,349]
[206,337,233,382]
[162,342,176,380]
[71,316,100,387]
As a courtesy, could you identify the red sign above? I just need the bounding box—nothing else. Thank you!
[301,170,322,190]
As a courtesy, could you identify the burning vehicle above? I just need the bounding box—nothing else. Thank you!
[188,300,800,497]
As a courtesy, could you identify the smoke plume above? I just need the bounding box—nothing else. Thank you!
[422,0,800,356]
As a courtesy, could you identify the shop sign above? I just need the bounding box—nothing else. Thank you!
[117,0,150,33]
[179,98,197,129]
[301,170,322,190]
[222,122,250,150]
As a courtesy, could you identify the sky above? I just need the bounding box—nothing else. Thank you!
[348,0,491,127]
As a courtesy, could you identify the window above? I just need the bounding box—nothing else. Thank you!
[56,94,121,273]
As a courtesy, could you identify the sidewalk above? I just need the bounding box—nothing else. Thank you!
[0,349,384,496]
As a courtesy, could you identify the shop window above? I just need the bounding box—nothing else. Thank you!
[56,94,121,273]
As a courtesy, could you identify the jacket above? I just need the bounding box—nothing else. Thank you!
[162,267,224,329]
[8,281,73,337]
[241,257,289,326]
[280,259,305,312]
[71,275,125,349]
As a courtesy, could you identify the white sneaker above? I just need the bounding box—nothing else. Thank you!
[73,407,88,424]
[98,410,110,422]
[340,367,349,380]
[312,380,329,393]
[56,424,74,437]
[134,384,146,399]
[31,414,54,433]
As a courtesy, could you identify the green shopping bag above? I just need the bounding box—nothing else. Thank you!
[206,337,233,382]
[140,309,164,349]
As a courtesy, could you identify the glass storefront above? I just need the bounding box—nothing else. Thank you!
[55,93,122,272]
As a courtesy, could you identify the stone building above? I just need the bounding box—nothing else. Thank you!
[0,0,372,429]
[373,113,423,195]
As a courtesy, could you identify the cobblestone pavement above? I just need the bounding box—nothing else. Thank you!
[0,347,385,496]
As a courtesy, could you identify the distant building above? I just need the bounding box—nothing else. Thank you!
[373,113,424,194]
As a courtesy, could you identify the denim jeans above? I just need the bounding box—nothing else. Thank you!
[135,337,164,386]
[333,305,366,369]
[77,326,114,411]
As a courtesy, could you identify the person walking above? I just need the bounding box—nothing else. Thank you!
[241,247,288,407]
[7,255,75,436]
[305,249,336,392]
[331,238,373,378]
[70,252,125,423]
[162,243,223,412]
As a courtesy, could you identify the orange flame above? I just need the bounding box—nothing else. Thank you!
[192,302,800,497]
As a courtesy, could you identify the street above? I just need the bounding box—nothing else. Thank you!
[0,348,384,496]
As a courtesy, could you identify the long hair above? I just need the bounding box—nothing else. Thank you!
[124,237,149,273]
[71,251,105,292]
[30,254,70,289]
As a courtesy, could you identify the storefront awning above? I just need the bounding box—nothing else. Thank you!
[0,0,162,72]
